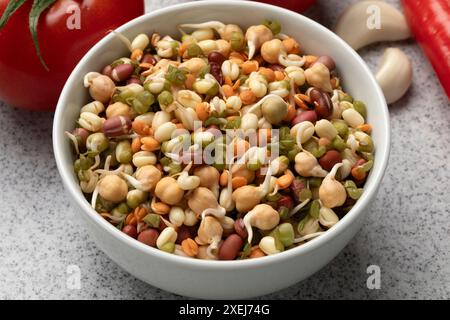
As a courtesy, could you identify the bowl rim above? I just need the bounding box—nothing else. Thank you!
[53,0,390,270]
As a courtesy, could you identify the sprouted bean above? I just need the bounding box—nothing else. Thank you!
[68,19,375,260]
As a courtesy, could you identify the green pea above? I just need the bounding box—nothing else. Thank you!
[308,177,322,188]
[280,138,296,150]
[187,43,203,58]
[309,199,320,219]
[230,31,245,51]
[157,90,174,107]
[168,162,182,175]
[198,65,211,79]
[165,65,186,86]
[165,41,178,58]
[143,213,160,228]
[77,169,89,182]
[303,139,318,153]
[332,120,349,139]
[86,133,109,154]
[238,74,248,84]
[74,156,93,173]
[332,136,346,152]
[116,140,132,164]
[277,223,295,247]
[206,82,219,96]
[299,188,312,202]
[287,145,300,162]
[224,117,241,129]
[347,187,363,200]
[204,116,223,127]
[98,197,116,212]
[278,207,290,220]
[297,216,307,234]
[159,156,171,167]
[262,19,281,35]
[111,203,130,217]
[275,236,285,252]
[344,181,363,199]
[73,159,82,173]
[266,192,282,202]
[353,100,367,119]
[311,146,327,158]
[132,91,154,115]
[103,142,118,167]
[344,180,357,189]
[340,93,353,103]
[126,190,148,209]
[357,135,374,153]
[239,242,252,259]
[361,152,374,162]
[360,160,373,172]
[160,242,175,253]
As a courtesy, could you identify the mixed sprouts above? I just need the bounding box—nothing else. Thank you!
[67,20,374,260]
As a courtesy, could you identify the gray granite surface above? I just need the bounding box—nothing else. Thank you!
[0,0,449,299]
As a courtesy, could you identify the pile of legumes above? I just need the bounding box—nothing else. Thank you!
[67,20,374,260]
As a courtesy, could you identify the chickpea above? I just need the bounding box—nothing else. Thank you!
[194,166,220,198]
[245,24,273,59]
[98,175,128,203]
[319,163,346,208]
[261,38,284,64]
[155,177,184,205]
[243,204,280,243]
[84,72,115,103]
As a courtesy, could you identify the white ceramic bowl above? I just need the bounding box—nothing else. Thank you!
[53,0,390,299]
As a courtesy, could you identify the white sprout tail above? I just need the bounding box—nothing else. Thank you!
[65,131,80,155]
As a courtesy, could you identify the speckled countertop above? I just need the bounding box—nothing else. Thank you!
[1,0,449,300]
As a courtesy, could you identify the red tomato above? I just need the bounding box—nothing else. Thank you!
[254,0,316,13]
[0,0,144,111]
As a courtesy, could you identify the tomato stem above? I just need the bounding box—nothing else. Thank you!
[29,0,57,71]
[0,0,27,28]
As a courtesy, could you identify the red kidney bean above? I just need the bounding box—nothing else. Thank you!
[176,225,193,244]
[310,88,333,119]
[291,110,318,125]
[219,234,244,260]
[72,127,89,150]
[290,178,306,202]
[122,225,138,239]
[111,63,134,82]
[142,54,157,65]
[137,228,159,247]
[234,218,248,239]
[354,158,367,167]
[268,64,285,72]
[208,52,226,65]
[319,150,342,171]
[158,219,168,232]
[102,65,113,78]
[277,195,294,209]
[127,76,142,85]
[210,62,223,85]
[103,115,132,137]
[315,55,336,71]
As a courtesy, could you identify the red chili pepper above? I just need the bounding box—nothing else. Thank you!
[402,0,450,99]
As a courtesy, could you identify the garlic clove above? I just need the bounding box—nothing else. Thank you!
[375,47,413,104]
[335,1,411,51]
